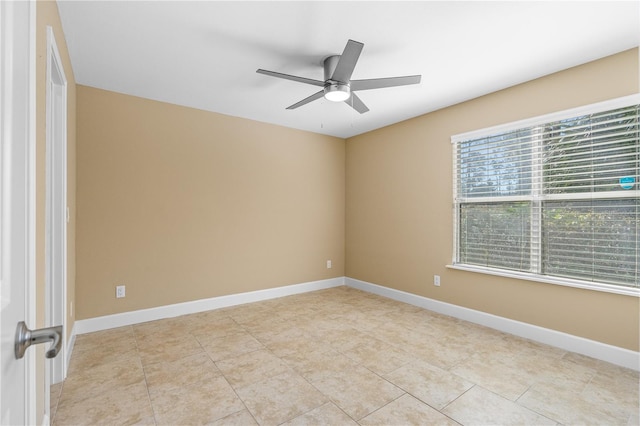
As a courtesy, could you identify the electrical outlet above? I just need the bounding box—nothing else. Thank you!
[116,285,126,298]
[326,260,332,269]
[70,301,73,317]
[434,275,441,286]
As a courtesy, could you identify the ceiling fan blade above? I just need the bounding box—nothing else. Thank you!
[351,75,422,91]
[345,93,369,114]
[286,90,325,110]
[257,69,325,87]
[331,39,364,83]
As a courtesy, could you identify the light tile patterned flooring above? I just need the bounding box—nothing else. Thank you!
[51,286,639,425]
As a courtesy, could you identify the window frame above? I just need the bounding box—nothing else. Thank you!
[450,94,640,297]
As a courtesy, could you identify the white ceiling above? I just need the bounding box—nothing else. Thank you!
[57,1,639,138]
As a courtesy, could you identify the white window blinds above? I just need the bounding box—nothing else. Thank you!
[453,98,639,292]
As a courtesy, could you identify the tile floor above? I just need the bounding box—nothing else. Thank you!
[51,286,639,425]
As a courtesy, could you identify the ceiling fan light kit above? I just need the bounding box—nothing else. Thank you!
[324,84,350,102]
[257,39,421,114]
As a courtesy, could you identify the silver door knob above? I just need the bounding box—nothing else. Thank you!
[15,321,62,359]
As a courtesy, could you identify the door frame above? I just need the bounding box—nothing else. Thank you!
[45,25,68,389]
[0,0,37,423]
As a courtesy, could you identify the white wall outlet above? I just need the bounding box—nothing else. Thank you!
[116,285,126,298]
[326,260,332,269]
[434,275,441,286]
[70,301,73,317]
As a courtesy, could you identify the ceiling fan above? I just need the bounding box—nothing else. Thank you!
[256,39,421,114]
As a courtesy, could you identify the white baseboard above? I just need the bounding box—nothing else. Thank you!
[346,277,640,371]
[75,277,344,335]
[66,323,76,373]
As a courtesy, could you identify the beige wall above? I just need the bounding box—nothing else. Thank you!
[346,48,639,351]
[76,87,345,319]
[36,0,77,422]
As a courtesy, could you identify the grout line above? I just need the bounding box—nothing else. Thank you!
[515,383,533,403]
[133,326,158,426]
[220,374,259,425]
[355,392,408,423]
[49,382,63,425]
[439,383,476,412]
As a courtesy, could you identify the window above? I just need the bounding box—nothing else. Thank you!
[452,96,639,295]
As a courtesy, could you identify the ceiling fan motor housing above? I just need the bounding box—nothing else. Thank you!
[323,55,343,81]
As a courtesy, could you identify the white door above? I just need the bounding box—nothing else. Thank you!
[46,25,68,386]
[0,1,37,424]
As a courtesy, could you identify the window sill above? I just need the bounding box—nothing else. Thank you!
[446,264,640,297]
